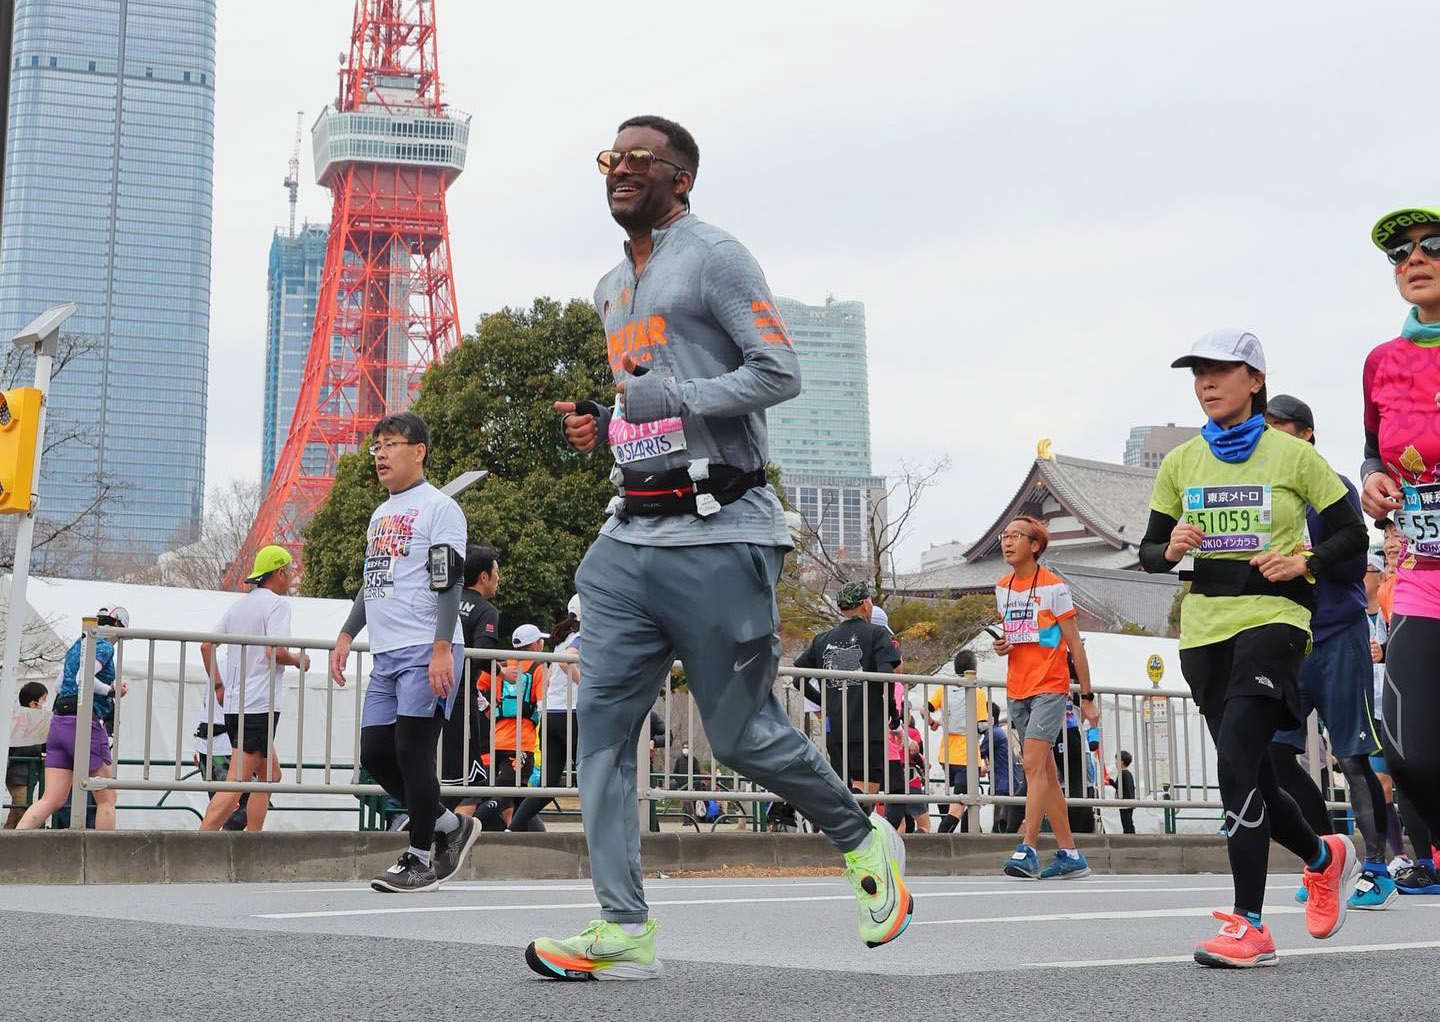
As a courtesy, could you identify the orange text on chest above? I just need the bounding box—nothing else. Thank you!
[607,316,668,371]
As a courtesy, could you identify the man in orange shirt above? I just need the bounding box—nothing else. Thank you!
[992,516,1098,880]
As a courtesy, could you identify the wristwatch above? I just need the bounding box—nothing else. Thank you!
[1079,693,1095,703]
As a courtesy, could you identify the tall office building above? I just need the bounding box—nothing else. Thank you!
[0,0,215,574]
[1123,423,1200,470]
[261,223,327,489]
[772,295,885,566]
[771,295,872,475]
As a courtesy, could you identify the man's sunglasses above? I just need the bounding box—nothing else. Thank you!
[596,148,688,177]
[1385,234,1440,266]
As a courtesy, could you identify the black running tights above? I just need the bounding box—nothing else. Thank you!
[508,711,578,833]
[361,714,445,851]
[1270,745,1389,864]
[1208,696,1323,915]
[1381,614,1440,860]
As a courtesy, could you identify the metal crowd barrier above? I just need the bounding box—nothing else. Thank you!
[46,621,1341,833]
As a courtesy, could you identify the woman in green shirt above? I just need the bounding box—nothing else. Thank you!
[1140,329,1366,968]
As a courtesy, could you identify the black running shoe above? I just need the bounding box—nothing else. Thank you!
[433,815,480,884]
[1394,862,1440,895]
[371,851,439,893]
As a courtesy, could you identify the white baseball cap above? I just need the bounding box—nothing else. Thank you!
[567,593,581,620]
[512,623,544,647]
[870,605,890,629]
[1171,328,1266,373]
[97,606,130,628]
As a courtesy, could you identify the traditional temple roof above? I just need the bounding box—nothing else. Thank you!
[893,453,1180,633]
[964,455,1157,561]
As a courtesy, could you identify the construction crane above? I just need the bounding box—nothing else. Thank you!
[283,109,303,238]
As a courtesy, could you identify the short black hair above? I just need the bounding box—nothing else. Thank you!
[18,681,46,706]
[464,544,498,587]
[1119,750,1133,767]
[372,411,430,463]
[953,649,978,675]
[617,113,699,199]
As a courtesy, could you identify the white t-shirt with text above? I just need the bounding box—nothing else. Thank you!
[362,480,466,654]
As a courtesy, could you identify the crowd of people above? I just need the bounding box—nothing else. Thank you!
[7,112,1440,985]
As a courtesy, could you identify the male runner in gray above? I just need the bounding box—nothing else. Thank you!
[525,115,911,982]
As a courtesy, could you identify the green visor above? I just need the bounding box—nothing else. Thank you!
[1372,207,1440,250]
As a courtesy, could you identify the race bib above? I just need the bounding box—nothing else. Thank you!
[1003,603,1039,645]
[1397,483,1440,558]
[1183,484,1272,553]
[362,555,395,600]
[609,416,687,466]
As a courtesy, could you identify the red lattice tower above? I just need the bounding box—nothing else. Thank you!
[230,0,469,588]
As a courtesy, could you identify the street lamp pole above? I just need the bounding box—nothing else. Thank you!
[0,302,76,779]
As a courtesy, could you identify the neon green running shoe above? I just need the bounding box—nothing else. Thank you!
[525,919,662,981]
[843,813,914,948]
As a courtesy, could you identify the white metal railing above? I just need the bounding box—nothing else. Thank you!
[32,622,1340,832]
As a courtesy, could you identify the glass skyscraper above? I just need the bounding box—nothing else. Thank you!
[770,296,872,475]
[0,0,215,574]
[772,295,885,567]
[261,223,327,489]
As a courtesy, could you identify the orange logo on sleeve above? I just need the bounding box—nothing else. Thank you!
[751,301,793,346]
[607,315,669,370]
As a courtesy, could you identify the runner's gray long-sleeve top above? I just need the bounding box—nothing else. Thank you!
[589,213,799,549]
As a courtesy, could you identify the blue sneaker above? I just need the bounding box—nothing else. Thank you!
[1394,863,1440,895]
[1349,870,1398,910]
[1294,885,1308,904]
[1040,850,1091,880]
[1003,843,1040,880]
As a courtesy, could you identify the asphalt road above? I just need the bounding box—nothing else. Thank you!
[4,873,1436,1021]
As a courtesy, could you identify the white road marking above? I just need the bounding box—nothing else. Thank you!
[255,881,848,895]
[255,877,1172,897]
[1036,939,1440,969]
[913,905,1305,925]
[255,884,1272,921]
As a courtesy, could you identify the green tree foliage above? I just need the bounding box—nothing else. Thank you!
[880,594,997,675]
[302,298,615,631]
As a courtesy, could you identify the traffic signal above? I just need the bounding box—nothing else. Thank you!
[0,387,43,513]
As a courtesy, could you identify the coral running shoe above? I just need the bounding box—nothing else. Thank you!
[525,920,661,981]
[1302,834,1360,939]
[843,813,913,948]
[1193,911,1277,969]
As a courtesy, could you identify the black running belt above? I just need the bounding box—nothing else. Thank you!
[1180,558,1316,612]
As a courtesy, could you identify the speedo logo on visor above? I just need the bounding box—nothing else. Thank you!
[1376,211,1440,246]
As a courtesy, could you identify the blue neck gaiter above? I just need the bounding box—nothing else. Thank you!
[1401,307,1440,346]
[1201,413,1266,464]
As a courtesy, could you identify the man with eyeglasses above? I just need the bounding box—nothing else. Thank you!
[329,411,479,893]
[528,115,910,983]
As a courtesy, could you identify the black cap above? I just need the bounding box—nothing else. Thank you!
[1266,394,1314,431]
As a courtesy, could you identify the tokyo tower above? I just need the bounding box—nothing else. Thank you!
[228,0,468,588]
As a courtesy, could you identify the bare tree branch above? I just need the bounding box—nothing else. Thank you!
[128,478,261,590]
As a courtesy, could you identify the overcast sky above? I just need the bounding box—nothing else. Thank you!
[208,1,1439,570]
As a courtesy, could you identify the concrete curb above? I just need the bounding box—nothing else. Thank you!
[0,831,1257,884]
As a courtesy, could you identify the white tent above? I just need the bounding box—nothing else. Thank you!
[6,574,372,830]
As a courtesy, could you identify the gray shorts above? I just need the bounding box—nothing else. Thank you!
[1008,692,1068,744]
[361,644,463,727]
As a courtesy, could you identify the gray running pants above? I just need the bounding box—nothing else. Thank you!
[576,535,870,923]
